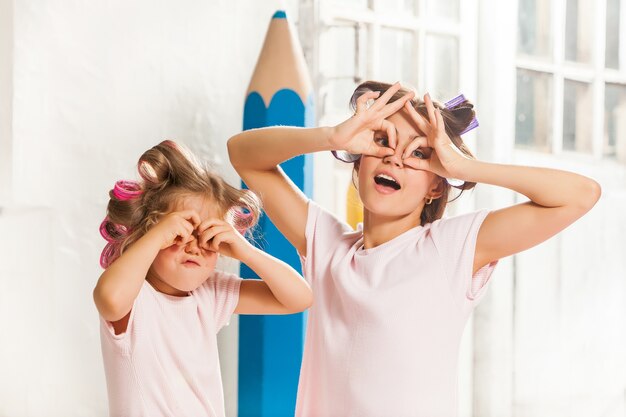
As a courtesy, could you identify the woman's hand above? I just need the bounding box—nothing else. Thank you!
[401,94,471,179]
[328,82,415,157]
[197,219,255,261]
[145,210,201,250]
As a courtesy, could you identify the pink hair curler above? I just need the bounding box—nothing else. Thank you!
[112,180,142,201]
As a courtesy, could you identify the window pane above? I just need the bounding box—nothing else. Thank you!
[563,80,593,153]
[515,69,553,151]
[518,0,552,59]
[332,0,369,9]
[604,83,626,162]
[605,0,620,69]
[424,34,459,100]
[565,0,594,63]
[326,78,359,114]
[381,0,417,15]
[426,0,459,20]
[320,26,357,77]
[379,28,416,86]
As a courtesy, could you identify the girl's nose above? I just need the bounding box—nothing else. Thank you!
[185,236,201,255]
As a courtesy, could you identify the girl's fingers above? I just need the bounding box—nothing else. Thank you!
[356,90,381,114]
[381,119,398,150]
[197,218,228,235]
[176,210,202,228]
[380,91,415,120]
[372,82,402,110]
[401,136,429,159]
[424,93,437,127]
[199,225,231,248]
[404,101,431,134]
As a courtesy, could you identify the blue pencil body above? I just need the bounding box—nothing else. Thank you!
[238,88,315,416]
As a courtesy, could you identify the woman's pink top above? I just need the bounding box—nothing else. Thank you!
[295,201,497,417]
[99,271,241,417]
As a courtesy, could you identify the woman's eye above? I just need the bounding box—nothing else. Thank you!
[374,137,390,147]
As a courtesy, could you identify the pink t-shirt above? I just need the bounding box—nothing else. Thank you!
[99,270,241,417]
[295,201,497,417]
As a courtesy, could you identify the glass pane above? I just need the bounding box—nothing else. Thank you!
[518,0,552,58]
[326,78,359,114]
[605,0,620,69]
[332,0,369,9]
[563,80,593,153]
[515,69,553,151]
[604,83,626,162]
[380,0,417,14]
[378,28,416,86]
[565,0,594,63]
[320,26,357,77]
[426,0,459,20]
[424,34,459,102]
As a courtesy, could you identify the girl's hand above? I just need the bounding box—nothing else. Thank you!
[197,219,255,261]
[401,94,471,178]
[146,210,201,250]
[328,82,415,157]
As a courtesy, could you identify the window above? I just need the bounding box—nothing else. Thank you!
[515,0,626,162]
[306,0,473,219]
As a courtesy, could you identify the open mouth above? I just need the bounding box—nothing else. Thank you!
[374,173,401,190]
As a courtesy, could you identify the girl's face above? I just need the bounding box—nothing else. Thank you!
[147,194,221,296]
[357,109,441,222]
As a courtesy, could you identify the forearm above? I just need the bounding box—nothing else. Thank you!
[458,159,601,209]
[241,247,312,310]
[228,126,333,172]
[93,236,161,320]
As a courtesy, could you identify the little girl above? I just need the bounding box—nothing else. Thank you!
[227,81,601,416]
[93,140,312,417]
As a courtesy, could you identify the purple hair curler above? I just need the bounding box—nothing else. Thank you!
[112,180,142,201]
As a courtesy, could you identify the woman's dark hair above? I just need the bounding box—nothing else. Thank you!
[350,81,477,225]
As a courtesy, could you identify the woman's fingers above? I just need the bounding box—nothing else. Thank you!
[401,136,429,160]
[371,82,402,110]
[380,119,397,150]
[404,101,431,134]
[424,93,437,128]
[403,156,431,172]
[380,91,415,120]
[356,90,381,114]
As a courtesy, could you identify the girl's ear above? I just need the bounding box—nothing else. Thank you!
[428,176,446,199]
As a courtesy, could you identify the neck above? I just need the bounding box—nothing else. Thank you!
[362,207,424,249]
[146,273,188,297]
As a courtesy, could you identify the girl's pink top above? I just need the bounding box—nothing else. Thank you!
[99,271,241,417]
[295,201,497,417]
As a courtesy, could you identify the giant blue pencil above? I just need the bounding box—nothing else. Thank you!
[238,10,314,417]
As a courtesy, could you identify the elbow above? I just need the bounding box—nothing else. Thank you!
[285,291,314,314]
[577,178,602,212]
[93,285,130,322]
[226,136,243,169]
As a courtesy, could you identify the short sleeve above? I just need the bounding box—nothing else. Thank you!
[430,210,498,307]
[298,200,353,285]
[98,281,150,354]
[208,270,242,330]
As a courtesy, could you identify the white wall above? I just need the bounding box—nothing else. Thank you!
[0,1,299,416]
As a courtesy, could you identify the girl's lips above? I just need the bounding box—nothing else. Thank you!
[183,260,200,267]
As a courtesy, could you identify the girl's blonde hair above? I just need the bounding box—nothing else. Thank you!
[99,140,261,268]
[350,81,478,225]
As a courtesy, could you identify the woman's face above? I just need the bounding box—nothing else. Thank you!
[357,109,441,221]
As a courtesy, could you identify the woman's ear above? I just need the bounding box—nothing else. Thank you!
[428,176,446,199]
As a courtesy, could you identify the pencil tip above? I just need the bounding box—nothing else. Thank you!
[272,10,287,19]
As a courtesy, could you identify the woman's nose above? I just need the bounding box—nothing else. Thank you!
[383,148,404,168]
